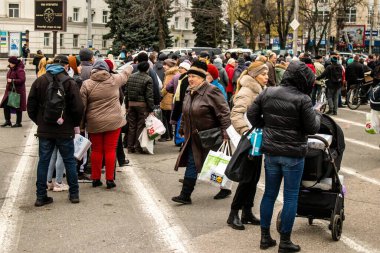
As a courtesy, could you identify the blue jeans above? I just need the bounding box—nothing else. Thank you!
[184,145,197,180]
[260,155,304,233]
[47,146,65,183]
[36,138,79,199]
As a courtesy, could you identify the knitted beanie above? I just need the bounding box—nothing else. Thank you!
[79,48,94,61]
[207,64,219,80]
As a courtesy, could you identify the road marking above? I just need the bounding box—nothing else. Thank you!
[126,160,193,253]
[340,108,368,115]
[0,124,37,253]
[341,166,380,187]
[345,137,379,150]
[332,117,363,127]
[257,182,377,253]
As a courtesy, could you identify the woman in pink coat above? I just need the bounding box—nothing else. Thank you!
[0,56,26,127]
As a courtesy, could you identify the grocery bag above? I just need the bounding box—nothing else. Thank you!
[365,110,380,134]
[145,114,166,140]
[74,134,92,160]
[248,128,263,156]
[198,141,233,190]
[226,125,240,152]
[138,127,154,154]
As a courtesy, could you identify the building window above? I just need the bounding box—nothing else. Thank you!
[102,39,107,49]
[9,4,19,18]
[345,7,356,23]
[73,8,79,21]
[317,10,330,23]
[184,40,189,47]
[185,18,189,29]
[102,11,108,23]
[60,34,64,47]
[186,0,190,7]
[44,33,50,47]
[73,34,79,48]
[175,17,179,29]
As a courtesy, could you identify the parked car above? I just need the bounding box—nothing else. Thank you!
[226,48,253,55]
[160,48,193,55]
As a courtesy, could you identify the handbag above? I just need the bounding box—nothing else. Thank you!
[197,127,222,150]
[225,127,256,182]
[7,81,21,109]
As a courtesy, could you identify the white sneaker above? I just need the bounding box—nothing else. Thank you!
[53,182,69,192]
[47,181,54,191]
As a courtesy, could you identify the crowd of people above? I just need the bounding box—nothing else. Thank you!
[2,46,379,253]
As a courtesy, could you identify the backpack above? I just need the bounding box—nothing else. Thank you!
[43,73,71,124]
[329,64,343,87]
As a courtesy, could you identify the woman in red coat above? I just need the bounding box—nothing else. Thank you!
[0,57,26,127]
[225,58,237,101]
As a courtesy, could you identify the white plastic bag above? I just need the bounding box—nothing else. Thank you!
[226,125,240,152]
[138,127,154,154]
[365,110,380,134]
[74,134,92,160]
[198,141,233,190]
[145,114,166,140]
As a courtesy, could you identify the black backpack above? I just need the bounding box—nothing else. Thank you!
[43,73,71,124]
[328,64,343,88]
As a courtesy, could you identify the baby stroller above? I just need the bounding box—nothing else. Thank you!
[276,114,346,241]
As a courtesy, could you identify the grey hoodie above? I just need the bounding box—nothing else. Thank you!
[213,60,229,88]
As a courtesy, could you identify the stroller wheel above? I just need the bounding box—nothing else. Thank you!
[308,217,313,225]
[276,209,282,233]
[332,215,343,241]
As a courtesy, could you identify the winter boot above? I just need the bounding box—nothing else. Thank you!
[172,178,196,204]
[1,121,12,127]
[241,207,260,225]
[227,209,245,230]
[213,189,232,199]
[278,232,301,253]
[260,227,277,250]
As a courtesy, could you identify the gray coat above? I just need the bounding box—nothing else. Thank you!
[214,61,229,88]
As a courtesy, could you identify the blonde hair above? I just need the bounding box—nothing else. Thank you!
[235,61,267,94]
[37,57,54,77]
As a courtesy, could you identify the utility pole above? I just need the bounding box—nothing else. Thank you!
[87,0,92,48]
[292,0,299,55]
[370,6,374,55]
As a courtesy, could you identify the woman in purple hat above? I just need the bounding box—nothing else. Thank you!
[0,56,26,127]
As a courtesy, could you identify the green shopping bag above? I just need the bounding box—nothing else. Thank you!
[7,81,20,109]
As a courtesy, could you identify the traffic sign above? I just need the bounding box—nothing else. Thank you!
[290,19,300,30]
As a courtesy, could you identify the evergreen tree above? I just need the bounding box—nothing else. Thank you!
[104,0,173,53]
[191,0,224,47]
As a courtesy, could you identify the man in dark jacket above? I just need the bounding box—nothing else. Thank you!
[125,61,154,154]
[247,61,321,253]
[154,53,167,82]
[266,52,277,87]
[232,57,247,91]
[27,55,84,207]
[346,55,364,86]
[317,56,343,115]
[32,50,44,75]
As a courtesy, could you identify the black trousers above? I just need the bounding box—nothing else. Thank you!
[116,131,126,165]
[3,98,22,124]
[127,106,147,150]
[161,109,173,139]
[230,155,262,210]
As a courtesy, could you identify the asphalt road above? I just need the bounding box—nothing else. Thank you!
[0,73,379,253]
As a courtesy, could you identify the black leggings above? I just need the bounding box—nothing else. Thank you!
[3,98,22,124]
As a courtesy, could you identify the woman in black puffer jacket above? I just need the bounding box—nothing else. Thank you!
[247,61,321,253]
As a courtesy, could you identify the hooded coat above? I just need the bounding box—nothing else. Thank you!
[160,67,179,110]
[247,61,321,157]
[213,60,229,88]
[0,61,27,111]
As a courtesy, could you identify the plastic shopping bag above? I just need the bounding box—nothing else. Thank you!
[226,125,240,152]
[365,110,380,134]
[248,128,263,156]
[145,114,166,140]
[74,134,92,160]
[198,141,233,190]
[138,127,154,154]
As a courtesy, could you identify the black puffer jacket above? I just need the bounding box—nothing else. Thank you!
[247,61,321,157]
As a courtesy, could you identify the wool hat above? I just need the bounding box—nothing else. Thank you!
[247,61,269,78]
[79,48,94,61]
[53,55,69,65]
[164,59,177,68]
[179,61,191,71]
[227,58,236,65]
[199,51,210,59]
[207,64,219,80]
[158,53,168,61]
[187,60,208,79]
[92,60,110,72]
[104,59,114,71]
[213,57,223,64]
[8,56,20,64]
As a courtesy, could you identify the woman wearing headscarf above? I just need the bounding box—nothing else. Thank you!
[0,57,26,127]
[247,61,321,252]
[172,60,231,204]
[227,61,269,231]
[80,60,132,189]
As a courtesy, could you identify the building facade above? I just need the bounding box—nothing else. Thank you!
[168,0,196,48]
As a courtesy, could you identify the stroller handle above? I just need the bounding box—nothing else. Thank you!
[308,135,329,148]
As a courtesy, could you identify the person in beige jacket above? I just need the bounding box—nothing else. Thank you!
[80,60,132,189]
[159,59,178,142]
[227,61,269,231]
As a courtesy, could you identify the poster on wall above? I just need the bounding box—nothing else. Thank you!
[9,32,21,56]
[0,31,8,53]
[339,25,366,48]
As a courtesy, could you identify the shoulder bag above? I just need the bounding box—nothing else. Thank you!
[7,81,20,109]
